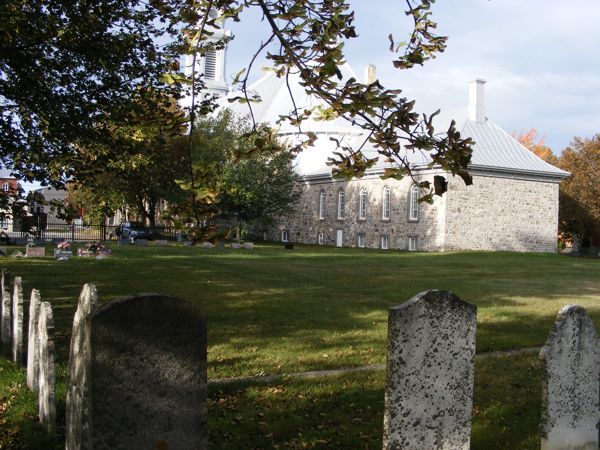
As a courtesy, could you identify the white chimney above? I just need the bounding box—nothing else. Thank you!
[468,79,486,123]
[364,64,377,84]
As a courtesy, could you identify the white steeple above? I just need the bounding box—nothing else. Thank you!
[185,9,230,98]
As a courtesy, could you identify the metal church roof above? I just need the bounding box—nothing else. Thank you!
[218,68,569,181]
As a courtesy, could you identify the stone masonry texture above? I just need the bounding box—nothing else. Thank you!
[268,171,560,253]
[539,305,599,450]
[383,290,477,449]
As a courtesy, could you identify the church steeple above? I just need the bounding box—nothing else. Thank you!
[185,8,230,98]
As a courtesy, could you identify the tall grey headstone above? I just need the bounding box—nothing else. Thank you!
[75,294,207,450]
[383,290,477,450]
[38,301,56,434]
[12,276,24,365]
[0,269,11,344]
[27,289,42,392]
[539,305,600,450]
[66,284,100,450]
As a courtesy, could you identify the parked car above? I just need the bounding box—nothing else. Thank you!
[119,222,152,240]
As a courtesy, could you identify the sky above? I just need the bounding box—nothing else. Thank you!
[223,0,600,155]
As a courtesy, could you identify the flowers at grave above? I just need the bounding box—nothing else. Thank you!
[86,242,104,254]
[57,240,71,250]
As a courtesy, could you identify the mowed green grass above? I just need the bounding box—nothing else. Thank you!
[0,244,598,448]
[2,244,599,378]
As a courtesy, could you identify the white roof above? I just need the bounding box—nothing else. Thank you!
[218,66,568,180]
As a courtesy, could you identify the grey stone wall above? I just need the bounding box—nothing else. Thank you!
[268,170,560,253]
[268,173,445,251]
[444,173,560,252]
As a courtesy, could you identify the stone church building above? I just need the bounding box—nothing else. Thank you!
[199,22,568,252]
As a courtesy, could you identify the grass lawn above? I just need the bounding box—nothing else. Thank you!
[0,244,598,448]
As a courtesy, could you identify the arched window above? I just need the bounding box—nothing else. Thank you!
[337,190,345,219]
[2,182,9,192]
[319,190,326,220]
[281,230,289,242]
[382,186,391,219]
[359,188,367,220]
[318,232,324,245]
[408,185,419,221]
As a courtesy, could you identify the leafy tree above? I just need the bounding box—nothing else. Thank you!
[513,128,558,165]
[3,0,474,204]
[557,135,600,247]
[166,110,299,239]
[219,150,300,239]
[1,0,190,185]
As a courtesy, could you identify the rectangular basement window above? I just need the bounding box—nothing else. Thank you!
[357,234,366,248]
[408,237,418,252]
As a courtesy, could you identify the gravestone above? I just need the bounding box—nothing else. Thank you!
[66,284,100,450]
[27,289,42,392]
[71,294,207,449]
[154,239,168,245]
[231,242,241,249]
[14,237,28,246]
[134,239,148,246]
[26,247,46,258]
[243,242,254,250]
[12,276,24,366]
[117,238,130,246]
[383,290,477,450]
[38,301,56,434]
[0,246,7,256]
[1,269,11,344]
[539,305,599,450]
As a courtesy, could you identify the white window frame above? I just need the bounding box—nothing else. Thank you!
[408,237,418,252]
[281,230,289,242]
[2,182,9,192]
[408,185,419,221]
[337,190,345,220]
[319,190,326,220]
[357,233,366,248]
[359,188,367,220]
[380,235,389,250]
[318,232,324,245]
[382,186,391,220]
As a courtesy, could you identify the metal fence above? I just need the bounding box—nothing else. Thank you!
[1,221,180,243]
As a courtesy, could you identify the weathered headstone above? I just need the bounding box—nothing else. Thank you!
[66,284,100,450]
[154,239,168,245]
[383,290,477,450]
[68,294,207,449]
[27,289,42,392]
[38,301,56,434]
[12,276,24,365]
[134,239,148,246]
[26,247,46,258]
[117,238,130,246]
[243,242,254,250]
[0,269,11,344]
[539,305,599,450]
